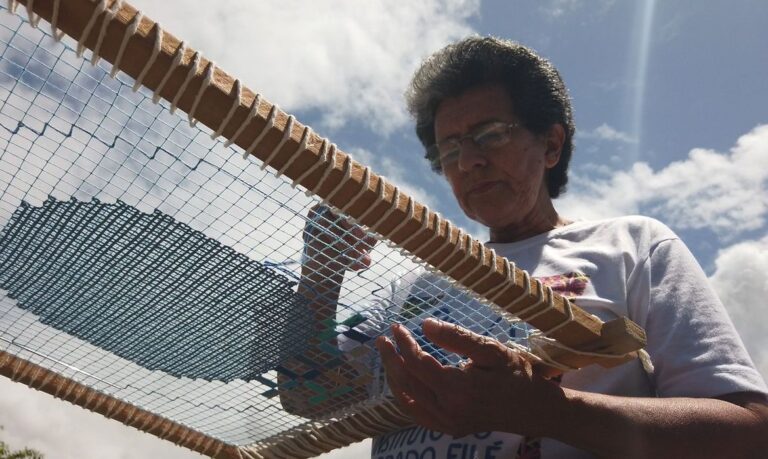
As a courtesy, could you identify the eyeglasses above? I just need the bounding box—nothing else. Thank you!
[426,121,520,170]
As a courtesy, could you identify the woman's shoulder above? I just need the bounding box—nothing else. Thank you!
[562,215,678,243]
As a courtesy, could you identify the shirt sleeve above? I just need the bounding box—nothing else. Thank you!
[640,237,767,397]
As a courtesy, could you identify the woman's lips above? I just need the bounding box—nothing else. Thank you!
[467,181,501,195]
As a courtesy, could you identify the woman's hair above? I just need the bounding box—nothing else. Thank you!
[405,36,575,198]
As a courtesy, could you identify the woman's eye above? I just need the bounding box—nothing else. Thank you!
[439,148,460,162]
[477,132,505,147]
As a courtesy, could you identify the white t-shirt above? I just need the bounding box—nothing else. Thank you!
[340,216,767,459]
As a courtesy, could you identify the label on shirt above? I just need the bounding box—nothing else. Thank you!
[371,426,520,459]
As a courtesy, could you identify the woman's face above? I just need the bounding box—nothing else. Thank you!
[434,84,562,235]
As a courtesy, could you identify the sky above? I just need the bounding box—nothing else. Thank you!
[1,0,767,458]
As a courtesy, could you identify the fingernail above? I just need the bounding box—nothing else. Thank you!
[375,336,388,349]
[423,318,439,330]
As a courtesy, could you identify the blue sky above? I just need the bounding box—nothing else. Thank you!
[1,1,766,458]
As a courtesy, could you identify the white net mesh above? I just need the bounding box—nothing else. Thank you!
[0,3,535,450]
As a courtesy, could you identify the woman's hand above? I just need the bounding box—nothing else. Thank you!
[376,318,565,438]
[302,205,377,273]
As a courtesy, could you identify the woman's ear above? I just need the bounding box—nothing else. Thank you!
[544,123,565,169]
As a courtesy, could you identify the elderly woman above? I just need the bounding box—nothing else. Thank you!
[292,37,768,458]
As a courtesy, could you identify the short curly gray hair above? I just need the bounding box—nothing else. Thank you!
[405,36,575,198]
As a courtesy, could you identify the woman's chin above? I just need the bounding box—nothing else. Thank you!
[465,205,516,229]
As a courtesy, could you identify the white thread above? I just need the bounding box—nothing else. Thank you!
[37,370,55,391]
[506,339,576,372]
[160,422,177,439]
[149,414,165,431]
[293,138,328,187]
[387,195,414,239]
[76,0,107,57]
[212,79,241,139]
[303,427,335,450]
[506,269,532,314]
[265,439,302,459]
[277,125,311,177]
[290,433,318,456]
[190,430,204,450]
[104,398,119,417]
[123,406,138,425]
[437,227,465,272]
[324,154,352,202]
[260,115,294,170]
[310,143,339,194]
[322,421,347,443]
[399,205,429,248]
[431,220,458,269]
[272,437,308,457]
[310,429,339,450]
[244,103,278,157]
[363,407,391,429]
[245,450,265,459]
[187,61,215,127]
[133,23,163,91]
[638,349,655,374]
[413,211,443,253]
[82,389,96,408]
[516,282,552,322]
[540,294,574,336]
[226,92,259,148]
[152,41,185,103]
[324,419,354,444]
[340,166,371,213]
[60,380,76,399]
[90,0,121,65]
[48,0,65,41]
[25,0,41,27]
[529,334,627,361]
[26,367,41,389]
[345,413,369,434]
[356,176,386,224]
[170,50,200,114]
[379,400,406,419]
[487,258,517,303]
[110,10,143,78]
[445,233,475,278]
[370,187,400,232]
[174,428,189,447]
[439,228,469,272]
[466,248,497,292]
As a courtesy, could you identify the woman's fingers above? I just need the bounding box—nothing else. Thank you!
[303,205,377,270]
[421,319,529,371]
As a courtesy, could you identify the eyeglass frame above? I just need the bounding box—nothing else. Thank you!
[425,121,522,171]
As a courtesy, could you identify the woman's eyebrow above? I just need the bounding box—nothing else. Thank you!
[436,118,507,142]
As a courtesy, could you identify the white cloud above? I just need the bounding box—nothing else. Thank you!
[541,0,581,18]
[559,124,768,240]
[129,0,479,134]
[709,235,768,380]
[0,378,202,459]
[540,0,615,19]
[578,123,636,143]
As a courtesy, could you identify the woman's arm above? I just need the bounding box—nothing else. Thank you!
[555,387,768,458]
[278,206,378,419]
[377,318,768,459]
